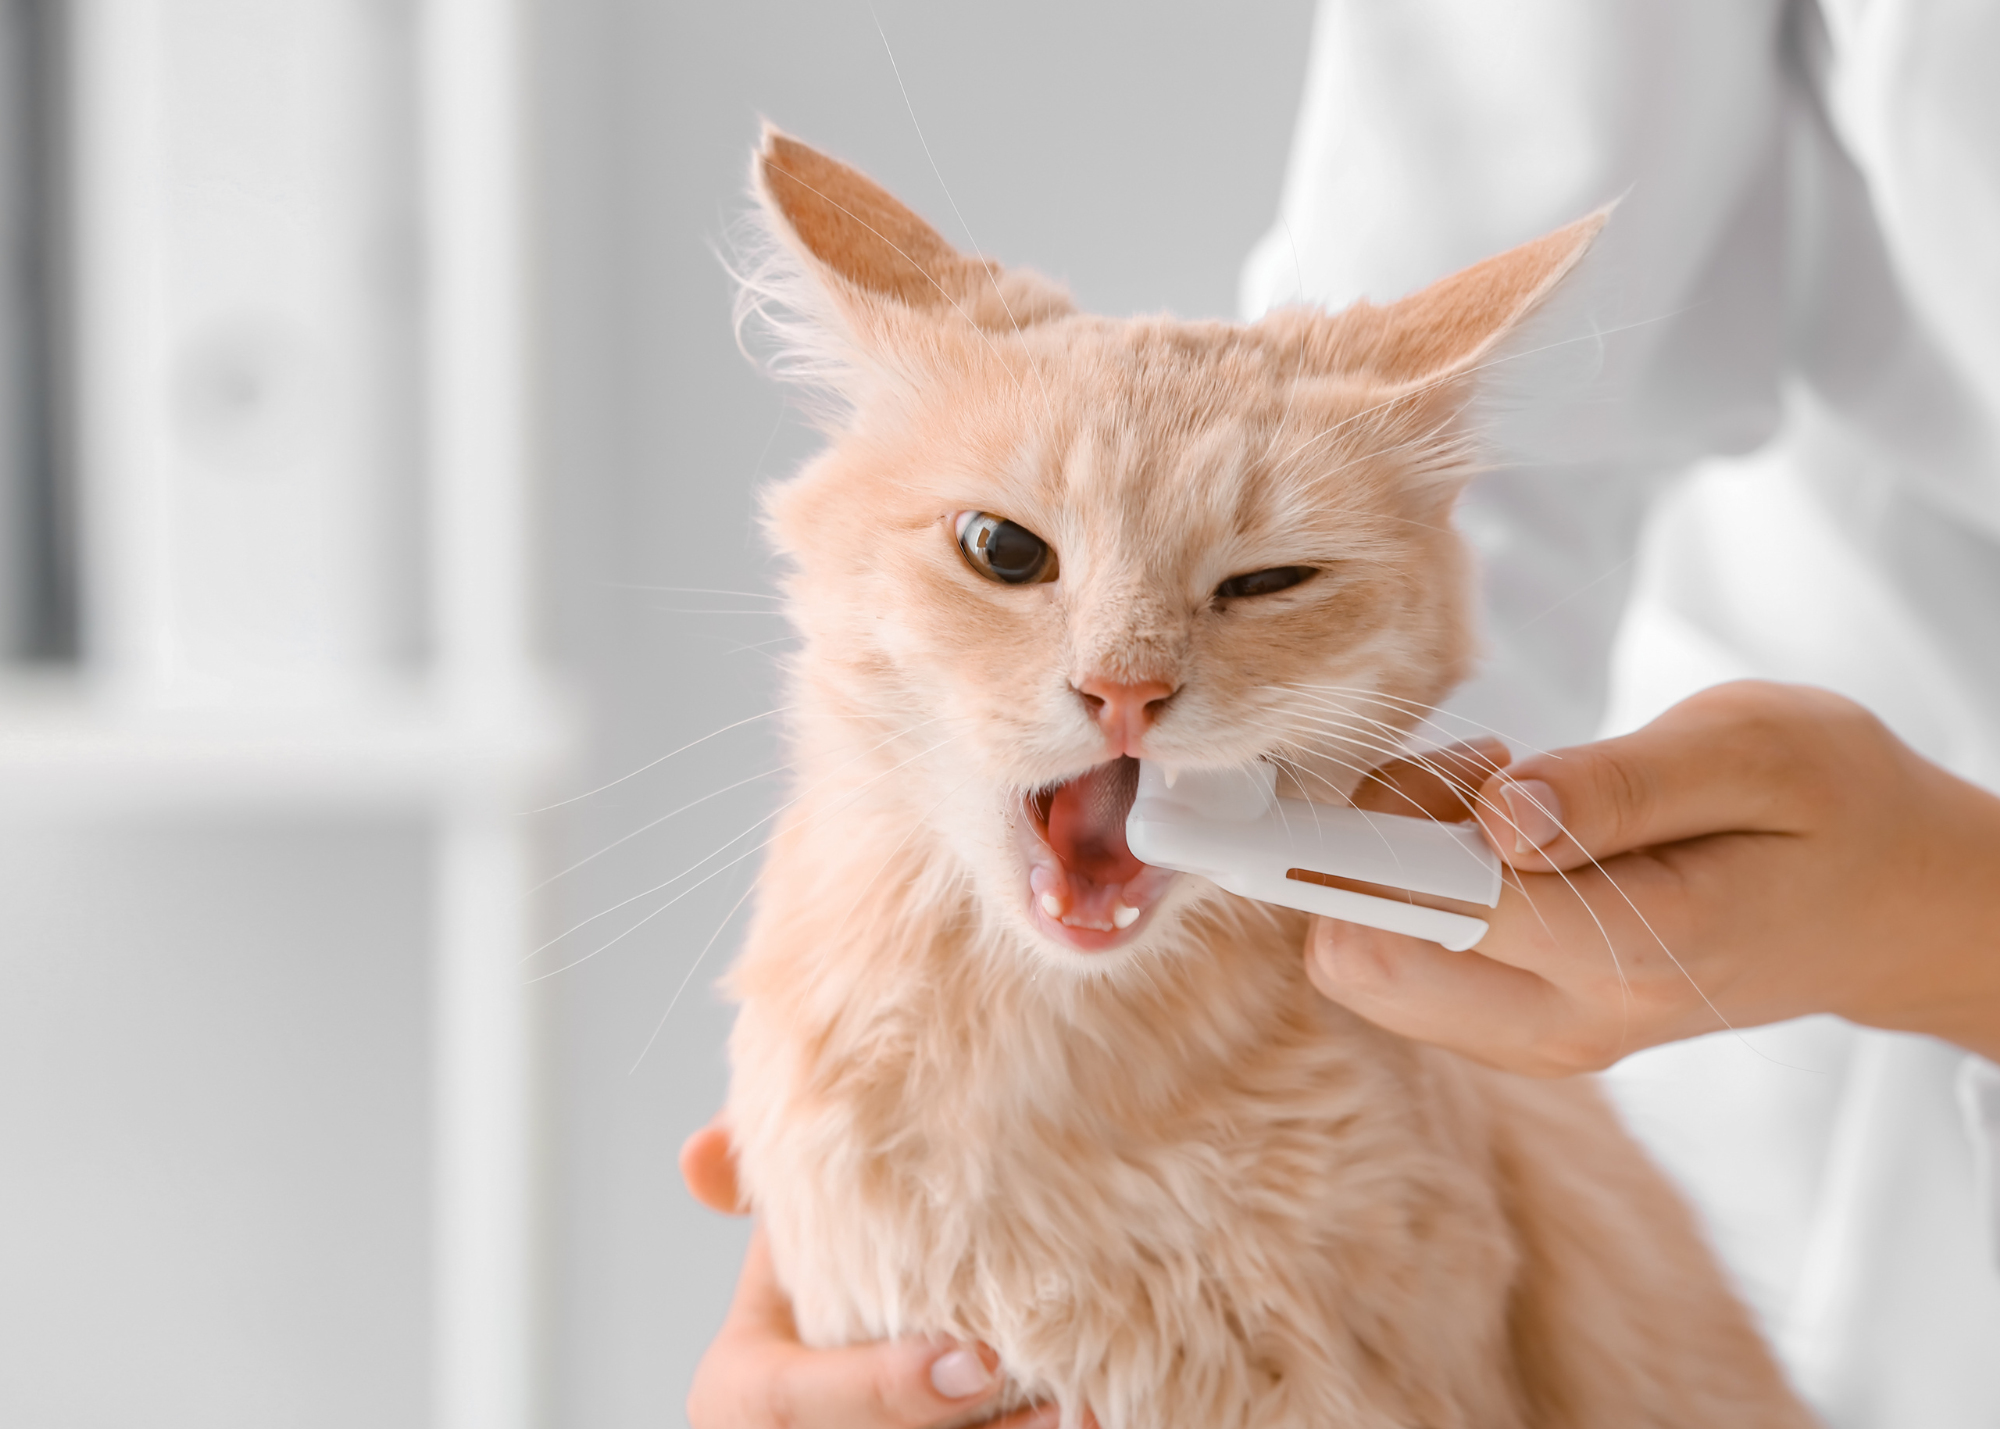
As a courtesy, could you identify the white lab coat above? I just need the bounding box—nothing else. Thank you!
[1241,2,2000,1423]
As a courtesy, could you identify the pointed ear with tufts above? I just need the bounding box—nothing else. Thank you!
[1263,210,1611,515]
[750,128,1073,335]
[1329,208,1611,390]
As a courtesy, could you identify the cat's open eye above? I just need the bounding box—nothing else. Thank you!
[1215,565,1316,600]
[955,511,1058,585]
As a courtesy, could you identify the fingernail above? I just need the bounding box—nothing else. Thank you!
[930,1345,996,1399]
[1502,779,1563,854]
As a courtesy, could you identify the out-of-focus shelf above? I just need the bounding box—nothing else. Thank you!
[0,675,575,814]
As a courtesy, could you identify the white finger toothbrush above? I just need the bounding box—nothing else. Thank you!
[1124,760,1502,951]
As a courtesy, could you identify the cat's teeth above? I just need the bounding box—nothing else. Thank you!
[1113,903,1139,929]
[1040,893,1064,918]
[1062,914,1113,931]
[1162,766,1180,789]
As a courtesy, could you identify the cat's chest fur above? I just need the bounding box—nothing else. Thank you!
[726,801,1527,1426]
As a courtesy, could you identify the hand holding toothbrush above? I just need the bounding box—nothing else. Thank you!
[1312,681,2000,1074]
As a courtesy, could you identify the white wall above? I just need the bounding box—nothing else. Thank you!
[0,816,432,1427]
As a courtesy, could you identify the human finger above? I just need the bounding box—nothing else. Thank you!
[1352,737,1512,821]
[1471,682,1847,873]
[1303,915,1588,1075]
[680,1117,746,1215]
[761,1338,1010,1429]
[691,1231,1021,1429]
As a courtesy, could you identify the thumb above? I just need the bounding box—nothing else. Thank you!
[1471,682,1813,872]
[694,1230,1045,1429]
[680,1117,746,1214]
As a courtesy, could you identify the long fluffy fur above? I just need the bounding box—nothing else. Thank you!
[721,131,1810,1427]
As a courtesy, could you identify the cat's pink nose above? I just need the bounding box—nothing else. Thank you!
[1075,677,1177,755]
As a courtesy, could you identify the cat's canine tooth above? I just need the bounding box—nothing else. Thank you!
[1113,903,1139,929]
[1162,766,1180,789]
[1040,893,1064,918]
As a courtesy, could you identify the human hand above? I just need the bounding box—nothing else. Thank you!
[1314,681,2000,1073]
[680,1121,1057,1429]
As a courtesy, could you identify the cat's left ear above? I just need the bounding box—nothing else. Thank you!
[748,127,1073,342]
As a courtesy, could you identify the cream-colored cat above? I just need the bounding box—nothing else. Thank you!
[722,130,1811,1428]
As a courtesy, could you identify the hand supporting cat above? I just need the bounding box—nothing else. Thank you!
[684,1131,1111,1429]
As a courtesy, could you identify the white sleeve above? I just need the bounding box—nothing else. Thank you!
[1244,0,1796,749]
[1959,1056,2000,1271]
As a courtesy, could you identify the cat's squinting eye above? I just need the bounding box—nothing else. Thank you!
[955,511,1058,585]
[1215,565,1316,600]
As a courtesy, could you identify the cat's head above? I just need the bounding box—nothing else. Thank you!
[739,129,1600,971]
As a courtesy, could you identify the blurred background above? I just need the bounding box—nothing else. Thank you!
[0,2,1316,1425]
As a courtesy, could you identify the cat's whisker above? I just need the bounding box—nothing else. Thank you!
[675,629,801,654]
[1256,704,1587,907]
[1259,734,1470,884]
[1267,705,1548,862]
[1267,721,1545,909]
[626,877,760,1075]
[528,703,798,813]
[1272,699,1511,787]
[670,629,806,668]
[524,847,760,984]
[526,722,967,959]
[1263,745,1433,879]
[524,731,970,983]
[722,633,806,654]
[1261,749,1335,854]
[1277,683,1565,764]
[597,583,785,600]
[1278,719,1567,891]
[528,711,956,900]
[525,761,793,897]
[863,2,1062,436]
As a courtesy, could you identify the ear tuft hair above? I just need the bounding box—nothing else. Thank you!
[1342,208,1611,387]
[1253,208,1612,506]
[732,128,1074,405]
[754,129,973,315]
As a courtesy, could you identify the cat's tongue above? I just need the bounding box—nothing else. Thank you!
[1028,757,1168,948]
[1044,757,1144,886]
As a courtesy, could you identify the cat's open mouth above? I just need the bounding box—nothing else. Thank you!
[1019,756,1177,953]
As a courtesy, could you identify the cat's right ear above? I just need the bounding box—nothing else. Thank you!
[1328,209,1611,391]
[739,129,1072,396]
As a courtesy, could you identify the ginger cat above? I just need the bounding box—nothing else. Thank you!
[720,129,1811,1428]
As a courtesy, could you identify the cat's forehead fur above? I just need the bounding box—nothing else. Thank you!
[743,127,1600,544]
[775,305,1450,624]
[740,128,1602,791]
